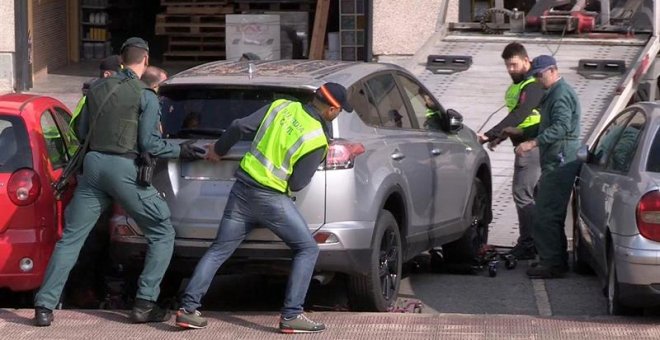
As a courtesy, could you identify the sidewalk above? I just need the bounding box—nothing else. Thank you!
[2,309,659,339]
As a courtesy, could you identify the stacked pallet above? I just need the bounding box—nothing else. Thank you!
[233,0,314,12]
[156,0,316,62]
[157,0,234,62]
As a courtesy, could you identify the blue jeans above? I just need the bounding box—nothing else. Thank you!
[180,180,319,318]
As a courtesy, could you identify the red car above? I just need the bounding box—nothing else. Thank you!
[0,93,77,292]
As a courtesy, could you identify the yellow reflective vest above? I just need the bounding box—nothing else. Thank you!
[240,99,328,193]
[504,77,540,129]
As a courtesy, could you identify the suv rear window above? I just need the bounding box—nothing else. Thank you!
[0,115,33,173]
[647,127,660,173]
[159,86,313,139]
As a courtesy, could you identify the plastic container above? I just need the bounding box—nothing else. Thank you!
[94,42,104,59]
[83,43,94,60]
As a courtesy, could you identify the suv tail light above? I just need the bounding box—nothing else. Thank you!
[8,168,41,206]
[637,191,660,241]
[324,140,365,170]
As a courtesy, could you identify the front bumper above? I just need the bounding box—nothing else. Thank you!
[111,220,375,276]
[613,234,660,307]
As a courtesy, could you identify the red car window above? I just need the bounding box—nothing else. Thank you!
[39,110,68,170]
[0,115,32,173]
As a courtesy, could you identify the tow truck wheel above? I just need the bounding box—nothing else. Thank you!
[347,210,402,312]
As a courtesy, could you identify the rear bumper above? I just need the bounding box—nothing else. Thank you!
[613,234,660,307]
[111,220,375,276]
[0,229,53,291]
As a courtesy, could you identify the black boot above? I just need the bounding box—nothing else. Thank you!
[129,298,171,323]
[34,306,53,327]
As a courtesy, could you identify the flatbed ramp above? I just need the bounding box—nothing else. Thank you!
[3,309,660,339]
[416,33,650,246]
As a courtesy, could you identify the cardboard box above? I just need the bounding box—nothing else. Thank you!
[226,14,281,60]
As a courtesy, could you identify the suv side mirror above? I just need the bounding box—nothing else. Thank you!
[446,108,463,133]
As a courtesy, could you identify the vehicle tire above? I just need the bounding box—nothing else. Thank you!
[572,198,592,275]
[347,209,402,312]
[443,178,489,265]
[607,245,641,315]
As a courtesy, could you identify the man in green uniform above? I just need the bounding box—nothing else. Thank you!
[478,42,543,260]
[70,55,122,136]
[174,83,353,334]
[34,37,202,327]
[515,55,581,279]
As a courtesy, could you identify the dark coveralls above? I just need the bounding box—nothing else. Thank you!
[526,77,581,270]
[34,68,181,310]
[484,76,544,251]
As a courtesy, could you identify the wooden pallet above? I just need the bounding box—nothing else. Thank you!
[166,4,235,15]
[161,0,228,5]
[163,50,226,62]
[155,14,226,35]
[168,36,225,52]
[235,1,313,11]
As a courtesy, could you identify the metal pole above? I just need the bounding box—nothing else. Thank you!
[366,0,373,62]
[600,0,610,26]
[14,0,31,92]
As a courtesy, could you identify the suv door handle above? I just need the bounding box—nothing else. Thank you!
[391,152,405,160]
[431,148,443,156]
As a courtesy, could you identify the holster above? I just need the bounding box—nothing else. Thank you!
[136,152,155,187]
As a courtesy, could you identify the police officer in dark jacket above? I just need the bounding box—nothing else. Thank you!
[34,37,202,327]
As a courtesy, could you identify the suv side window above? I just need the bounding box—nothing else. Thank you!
[605,111,645,173]
[348,82,381,126]
[396,74,446,131]
[40,110,67,169]
[592,111,634,166]
[364,73,412,129]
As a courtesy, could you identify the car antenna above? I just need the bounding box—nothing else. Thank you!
[248,62,255,79]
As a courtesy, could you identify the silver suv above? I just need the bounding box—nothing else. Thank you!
[110,60,492,311]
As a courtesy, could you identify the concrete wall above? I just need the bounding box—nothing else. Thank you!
[372,0,459,57]
[0,0,15,92]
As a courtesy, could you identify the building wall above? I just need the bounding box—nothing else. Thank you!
[31,0,68,79]
[0,0,15,92]
[372,0,458,56]
[372,0,444,56]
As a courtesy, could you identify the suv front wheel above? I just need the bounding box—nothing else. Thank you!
[347,209,402,312]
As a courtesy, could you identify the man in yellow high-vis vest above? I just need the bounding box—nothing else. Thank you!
[478,42,544,260]
[176,83,352,334]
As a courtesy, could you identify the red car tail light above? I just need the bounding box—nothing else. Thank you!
[7,168,41,206]
[637,191,660,241]
[324,140,365,170]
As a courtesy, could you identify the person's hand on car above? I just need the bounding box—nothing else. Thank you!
[205,143,222,162]
[477,133,489,144]
[179,140,204,160]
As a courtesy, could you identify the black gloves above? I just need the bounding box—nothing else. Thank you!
[179,140,204,160]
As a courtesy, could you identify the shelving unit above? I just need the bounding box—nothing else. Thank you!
[338,0,366,61]
[80,0,112,60]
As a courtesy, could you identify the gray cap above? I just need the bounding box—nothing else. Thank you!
[120,37,149,53]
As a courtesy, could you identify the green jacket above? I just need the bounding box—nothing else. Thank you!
[530,78,581,171]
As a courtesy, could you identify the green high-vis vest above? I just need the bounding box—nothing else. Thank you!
[241,99,328,193]
[504,77,540,129]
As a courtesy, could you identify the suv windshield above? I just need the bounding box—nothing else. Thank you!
[159,86,313,139]
[0,115,32,173]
